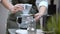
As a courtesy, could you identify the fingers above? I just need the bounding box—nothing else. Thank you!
[35,13,40,17]
[10,4,24,13]
[34,16,40,21]
[14,4,24,11]
[11,6,19,13]
[34,13,40,21]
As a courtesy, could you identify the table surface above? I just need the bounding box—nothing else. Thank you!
[8,29,44,34]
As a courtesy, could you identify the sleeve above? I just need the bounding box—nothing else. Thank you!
[39,1,48,8]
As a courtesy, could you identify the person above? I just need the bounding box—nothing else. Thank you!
[0,0,24,34]
[35,0,48,20]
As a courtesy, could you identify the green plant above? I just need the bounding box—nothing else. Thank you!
[47,14,60,34]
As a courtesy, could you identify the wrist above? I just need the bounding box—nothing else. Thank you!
[9,5,14,10]
[8,3,14,11]
[9,5,15,13]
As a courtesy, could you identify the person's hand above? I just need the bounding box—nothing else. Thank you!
[34,13,41,21]
[10,4,24,13]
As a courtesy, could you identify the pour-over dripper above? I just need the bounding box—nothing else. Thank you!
[22,4,32,15]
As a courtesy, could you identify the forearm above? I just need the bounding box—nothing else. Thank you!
[38,0,48,17]
[1,0,14,10]
[39,6,46,17]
